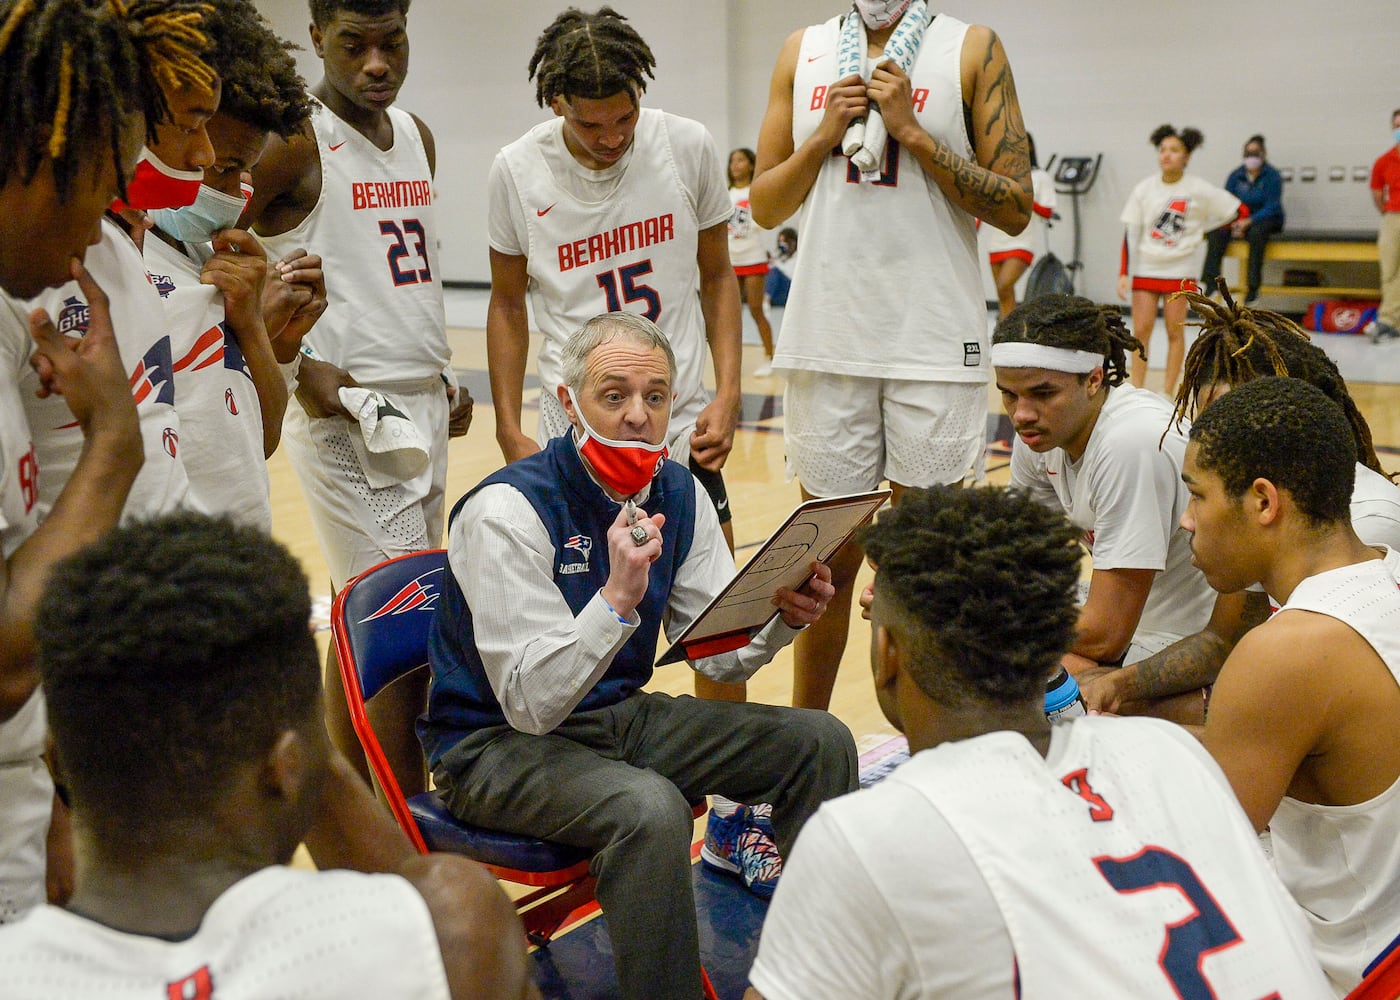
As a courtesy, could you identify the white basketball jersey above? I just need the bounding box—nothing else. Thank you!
[23,218,192,521]
[0,294,41,557]
[498,109,710,420]
[1351,462,1400,550]
[259,100,448,387]
[1270,547,1400,992]
[781,12,987,382]
[0,689,51,926]
[0,866,451,998]
[911,719,1329,997]
[143,236,270,531]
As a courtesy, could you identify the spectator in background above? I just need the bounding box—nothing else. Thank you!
[728,147,776,377]
[1200,134,1285,305]
[1118,124,1241,395]
[984,133,1056,317]
[1366,108,1400,343]
[765,227,798,308]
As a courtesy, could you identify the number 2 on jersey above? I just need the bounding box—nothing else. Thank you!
[380,218,433,286]
[1095,846,1281,1000]
[596,260,662,321]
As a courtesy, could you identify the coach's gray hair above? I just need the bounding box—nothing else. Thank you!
[560,312,678,392]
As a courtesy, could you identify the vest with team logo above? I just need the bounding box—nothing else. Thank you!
[421,434,695,761]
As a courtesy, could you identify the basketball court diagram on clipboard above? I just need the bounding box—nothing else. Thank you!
[658,490,890,665]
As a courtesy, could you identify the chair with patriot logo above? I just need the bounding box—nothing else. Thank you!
[332,550,718,995]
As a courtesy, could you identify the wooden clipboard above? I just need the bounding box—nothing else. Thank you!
[656,489,891,666]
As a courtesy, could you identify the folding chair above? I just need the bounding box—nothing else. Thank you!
[332,551,719,998]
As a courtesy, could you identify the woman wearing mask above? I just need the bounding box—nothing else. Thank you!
[1200,134,1286,304]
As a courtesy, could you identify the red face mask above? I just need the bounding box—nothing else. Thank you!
[111,146,203,212]
[568,388,669,497]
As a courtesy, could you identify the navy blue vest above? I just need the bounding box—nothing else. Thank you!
[419,435,696,766]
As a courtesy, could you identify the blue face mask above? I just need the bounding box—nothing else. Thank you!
[148,182,248,244]
[1393,127,1400,146]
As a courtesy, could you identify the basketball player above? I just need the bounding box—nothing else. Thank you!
[751,0,1032,710]
[1083,291,1400,720]
[993,296,1215,683]
[1187,377,1400,993]
[243,0,469,797]
[0,514,536,1000]
[0,0,215,925]
[143,0,314,532]
[22,14,221,524]
[749,486,1330,999]
[486,7,742,546]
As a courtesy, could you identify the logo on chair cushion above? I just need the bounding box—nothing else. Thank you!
[358,567,443,622]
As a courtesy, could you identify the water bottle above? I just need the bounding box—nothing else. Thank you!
[1045,667,1087,724]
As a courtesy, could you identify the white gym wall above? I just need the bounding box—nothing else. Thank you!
[255,0,1399,302]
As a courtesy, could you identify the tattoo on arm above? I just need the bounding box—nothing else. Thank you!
[930,31,1029,217]
[1125,632,1231,702]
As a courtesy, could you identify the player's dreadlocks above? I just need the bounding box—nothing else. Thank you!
[528,6,655,109]
[0,0,214,201]
[1171,281,1387,477]
[992,293,1145,387]
[860,486,1082,707]
[203,0,310,139]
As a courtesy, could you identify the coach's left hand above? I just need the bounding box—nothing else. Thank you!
[774,561,835,628]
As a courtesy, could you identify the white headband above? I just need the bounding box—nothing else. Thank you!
[990,342,1104,374]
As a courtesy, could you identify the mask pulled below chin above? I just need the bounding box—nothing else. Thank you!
[567,387,669,497]
[111,147,203,212]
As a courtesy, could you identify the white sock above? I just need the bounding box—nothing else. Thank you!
[710,795,742,817]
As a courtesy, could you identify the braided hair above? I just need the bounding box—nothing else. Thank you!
[1171,281,1387,477]
[0,0,214,201]
[528,6,654,109]
[992,293,1146,387]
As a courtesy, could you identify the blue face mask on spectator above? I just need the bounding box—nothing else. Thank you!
[1393,127,1400,146]
[149,183,249,244]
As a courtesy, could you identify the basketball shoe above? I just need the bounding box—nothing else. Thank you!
[700,804,782,899]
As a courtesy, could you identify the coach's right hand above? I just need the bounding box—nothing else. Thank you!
[600,505,665,620]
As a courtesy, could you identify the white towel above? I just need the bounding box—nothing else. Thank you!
[339,386,430,489]
[838,1,931,179]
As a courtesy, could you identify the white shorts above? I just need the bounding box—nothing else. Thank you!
[537,387,702,469]
[0,690,52,925]
[283,379,449,592]
[783,371,986,495]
